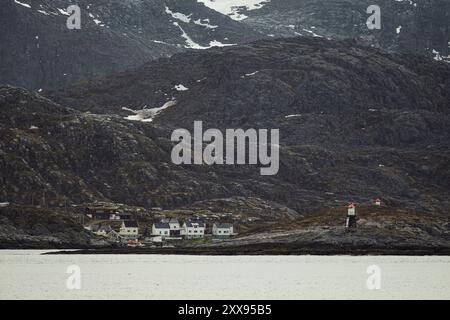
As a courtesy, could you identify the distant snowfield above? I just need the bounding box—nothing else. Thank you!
[197,0,271,20]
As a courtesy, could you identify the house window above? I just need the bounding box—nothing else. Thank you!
[219,230,222,233]
[189,230,192,233]
[165,231,168,235]
[194,230,198,233]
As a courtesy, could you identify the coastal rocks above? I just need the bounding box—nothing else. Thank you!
[0,205,112,249]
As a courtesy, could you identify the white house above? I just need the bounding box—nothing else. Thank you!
[92,224,112,237]
[119,220,139,239]
[168,218,181,236]
[212,223,234,238]
[160,218,181,234]
[152,222,171,238]
[181,220,206,239]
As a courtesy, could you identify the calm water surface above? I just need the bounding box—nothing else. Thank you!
[0,250,449,299]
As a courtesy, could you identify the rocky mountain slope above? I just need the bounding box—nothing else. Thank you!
[2,0,449,92]
[1,36,450,249]
[0,204,111,248]
[2,37,448,216]
[204,0,450,61]
[0,0,263,90]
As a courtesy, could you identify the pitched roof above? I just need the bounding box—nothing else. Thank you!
[185,220,205,228]
[154,222,170,229]
[216,223,233,229]
[98,224,112,232]
[123,220,138,228]
[160,218,179,224]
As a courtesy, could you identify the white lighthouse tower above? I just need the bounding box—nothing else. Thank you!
[375,197,381,206]
[346,202,357,228]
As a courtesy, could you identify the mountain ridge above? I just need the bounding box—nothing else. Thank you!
[1,37,448,215]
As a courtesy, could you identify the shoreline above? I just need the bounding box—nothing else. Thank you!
[41,243,450,256]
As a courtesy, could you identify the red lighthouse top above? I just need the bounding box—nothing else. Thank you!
[348,202,354,208]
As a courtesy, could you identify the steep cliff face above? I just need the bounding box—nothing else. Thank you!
[0,0,263,90]
[218,0,450,61]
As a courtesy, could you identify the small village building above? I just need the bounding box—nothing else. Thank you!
[85,206,119,220]
[91,224,112,237]
[107,230,122,242]
[152,222,171,238]
[212,223,234,238]
[119,220,139,239]
[161,218,181,237]
[119,213,132,220]
[182,220,206,239]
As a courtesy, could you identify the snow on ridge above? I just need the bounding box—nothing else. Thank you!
[394,0,417,7]
[197,0,271,21]
[173,22,235,49]
[432,49,450,63]
[173,21,208,49]
[194,18,218,29]
[165,6,192,23]
[37,9,50,16]
[14,0,31,8]
[285,114,302,119]
[165,6,218,30]
[57,8,69,16]
[208,40,236,47]
[302,28,323,38]
[122,100,177,123]
[175,84,189,91]
[244,71,259,77]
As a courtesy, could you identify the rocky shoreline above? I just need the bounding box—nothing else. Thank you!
[46,243,450,256]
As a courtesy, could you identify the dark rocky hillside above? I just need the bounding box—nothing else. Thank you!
[2,0,449,92]
[5,36,448,216]
[1,36,450,248]
[0,0,262,90]
[0,204,110,248]
[237,0,450,61]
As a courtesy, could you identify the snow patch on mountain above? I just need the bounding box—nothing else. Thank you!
[165,6,192,23]
[175,84,189,91]
[173,22,235,49]
[57,8,69,16]
[197,0,271,20]
[14,0,31,9]
[194,18,218,29]
[122,100,178,122]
